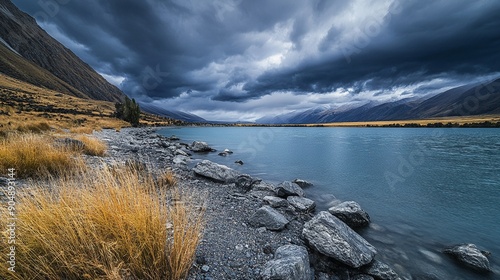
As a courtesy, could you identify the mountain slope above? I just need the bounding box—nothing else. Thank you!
[0,0,123,102]
[139,103,206,123]
[0,41,90,99]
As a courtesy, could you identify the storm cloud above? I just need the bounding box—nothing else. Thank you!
[12,0,500,121]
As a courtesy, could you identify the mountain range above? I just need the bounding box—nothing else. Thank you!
[257,78,500,124]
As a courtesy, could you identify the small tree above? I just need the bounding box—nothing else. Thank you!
[115,96,140,127]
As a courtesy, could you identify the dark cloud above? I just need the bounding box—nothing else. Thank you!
[11,0,500,120]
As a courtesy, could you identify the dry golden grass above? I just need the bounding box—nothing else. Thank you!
[0,164,204,280]
[72,135,108,156]
[0,133,81,178]
[0,74,179,130]
[69,126,95,134]
[0,74,130,130]
[15,121,52,133]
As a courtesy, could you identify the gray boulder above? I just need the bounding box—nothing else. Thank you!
[352,275,375,280]
[261,245,312,280]
[263,196,289,208]
[328,201,370,228]
[293,178,313,188]
[362,260,400,280]
[192,160,239,183]
[173,155,190,165]
[253,181,277,193]
[443,244,491,272]
[287,196,316,212]
[302,211,377,268]
[249,206,289,231]
[275,181,304,198]
[235,174,261,191]
[190,141,214,152]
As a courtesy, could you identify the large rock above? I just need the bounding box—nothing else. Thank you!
[302,211,377,268]
[173,155,190,165]
[443,244,491,272]
[192,160,239,183]
[263,196,289,208]
[275,181,304,198]
[261,245,312,280]
[287,196,316,212]
[235,174,261,191]
[361,260,400,280]
[249,206,289,231]
[190,141,214,152]
[328,201,370,228]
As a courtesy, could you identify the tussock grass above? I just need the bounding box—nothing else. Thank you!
[0,165,204,280]
[0,133,79,178]
[73,135,107,156]
[69,126,95,134]
[16,121,51,133]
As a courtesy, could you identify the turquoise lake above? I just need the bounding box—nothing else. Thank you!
[159,127,500,279]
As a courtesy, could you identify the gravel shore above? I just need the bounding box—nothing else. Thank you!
[93,127,313,280]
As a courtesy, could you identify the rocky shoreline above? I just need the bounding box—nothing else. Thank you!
[91,127,494,280]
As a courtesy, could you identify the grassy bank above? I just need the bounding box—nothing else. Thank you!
[0,129,204,279]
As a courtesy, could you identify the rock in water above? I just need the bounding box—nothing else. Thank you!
[274,181,304,198]
[361,260,400,280]
[192,160,240,183]
[190,141,214,152]
[261,245,312,280]
[249,206,289,231]
[293,178,313,188]
[328,201,370,228]
[302,211,377,268]
[235,160,244,165]
[443,244,491,272]
[287,196,316,212]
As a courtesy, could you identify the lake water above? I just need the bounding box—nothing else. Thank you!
[159,127,500,279]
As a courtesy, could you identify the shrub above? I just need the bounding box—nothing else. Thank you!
[115,96,141,127]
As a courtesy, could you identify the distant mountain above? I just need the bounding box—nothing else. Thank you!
[139,103,207,123]
[0,0,123,102]
[257,78,500,124]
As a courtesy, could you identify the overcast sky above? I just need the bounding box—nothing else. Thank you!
[13,0,500,121]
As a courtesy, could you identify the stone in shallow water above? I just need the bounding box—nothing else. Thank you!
[190,141,214,152]
[361,260,400,280]
[274,181,304,198]
[293,178,313,188]
[443,243,491,272]
[302,211,377,268]
[328,201,370,228]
